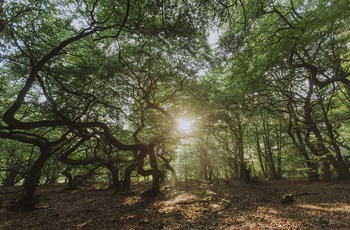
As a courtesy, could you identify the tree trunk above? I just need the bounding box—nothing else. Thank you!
[199,146,209,180]
[320,99,349,180]
[261,116,279,180]
[147,144,161,196]
[14,145,52,211]
[157,153,179,187]
[255,132,267,178]
[106,164,121,194]
[121,163,137,194]
[322,160,332,182]
[239,162,251,183]
[236,123,251,182]
[276,123,283,179]
[305,162,319,182]
[287,102,320,182]
[122,146,149,194]
[232,157,239,179]
[149,170,162,196]
[3,170,17,187]
[303,79,348,180]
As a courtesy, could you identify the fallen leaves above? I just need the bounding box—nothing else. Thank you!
[0,180,350,229]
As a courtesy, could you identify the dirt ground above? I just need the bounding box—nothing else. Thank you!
[1,179,350,229]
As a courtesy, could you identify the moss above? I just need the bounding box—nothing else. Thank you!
[281,193,294,204]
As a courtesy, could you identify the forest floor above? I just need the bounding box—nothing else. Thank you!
[1,179,350,229]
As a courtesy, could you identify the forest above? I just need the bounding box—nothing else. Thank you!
[0,0,350,228]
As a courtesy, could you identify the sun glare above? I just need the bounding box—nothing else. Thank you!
[177,117,194,133]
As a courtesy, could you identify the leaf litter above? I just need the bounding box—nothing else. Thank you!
[0,179,350,229]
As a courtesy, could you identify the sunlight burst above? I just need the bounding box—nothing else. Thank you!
[177,117,194,133]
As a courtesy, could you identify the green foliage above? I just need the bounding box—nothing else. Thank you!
[0,139,39,186]
[1,0,350,195]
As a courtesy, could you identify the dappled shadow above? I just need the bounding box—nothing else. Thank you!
[138,180,350,229]
[1,180,350,229]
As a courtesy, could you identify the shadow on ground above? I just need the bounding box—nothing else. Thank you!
[1,179,350,229]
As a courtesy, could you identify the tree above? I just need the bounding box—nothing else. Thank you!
[216,0,350,181]
[2,0,350,213]
[0,0,216,210]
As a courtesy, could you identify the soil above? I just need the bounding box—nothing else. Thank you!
[1,179,350,229]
